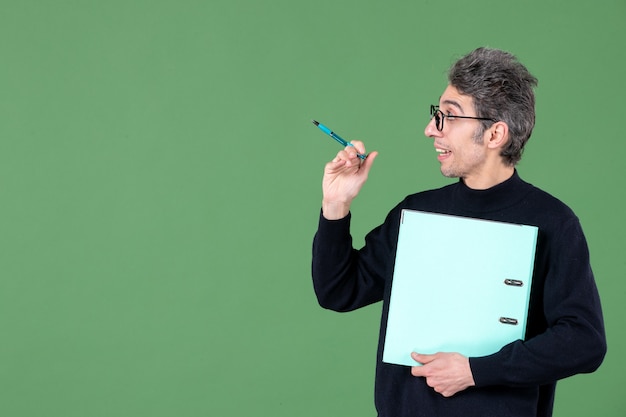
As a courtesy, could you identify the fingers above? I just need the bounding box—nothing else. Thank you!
[332,140,375,162]
[327,147,377,176]
[410,353,435,378]
[334,146,362,165]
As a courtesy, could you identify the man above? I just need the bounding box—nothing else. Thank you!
[311,47,606,417]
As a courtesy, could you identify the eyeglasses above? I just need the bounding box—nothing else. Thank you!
[430,105,497,131]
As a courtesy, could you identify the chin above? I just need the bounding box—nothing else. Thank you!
[440,168,461,179]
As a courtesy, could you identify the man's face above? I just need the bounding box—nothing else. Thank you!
[424,85,489,182]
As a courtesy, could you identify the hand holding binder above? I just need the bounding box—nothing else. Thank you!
[382,210,538,367]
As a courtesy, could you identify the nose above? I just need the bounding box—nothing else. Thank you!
[424,117,441,139]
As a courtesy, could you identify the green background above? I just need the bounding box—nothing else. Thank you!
[1,1,624,416]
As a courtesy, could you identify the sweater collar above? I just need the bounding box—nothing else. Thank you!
[453,170,530,214]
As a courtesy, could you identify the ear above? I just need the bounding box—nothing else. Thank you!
[486,121,509,149]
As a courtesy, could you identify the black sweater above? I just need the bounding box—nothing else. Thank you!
[312,171,606,417]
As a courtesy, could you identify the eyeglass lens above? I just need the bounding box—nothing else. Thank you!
[430,105,443,131]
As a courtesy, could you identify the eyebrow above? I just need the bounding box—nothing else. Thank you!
[441,99,465,114]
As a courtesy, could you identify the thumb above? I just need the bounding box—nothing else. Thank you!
[359,151,378,174]
[411,352,435,364]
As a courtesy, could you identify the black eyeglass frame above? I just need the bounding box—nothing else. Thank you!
[430,104,497,132]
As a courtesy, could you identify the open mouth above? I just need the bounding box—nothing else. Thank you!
[436,148,451,155]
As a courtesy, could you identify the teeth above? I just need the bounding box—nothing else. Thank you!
[436,148,450,153]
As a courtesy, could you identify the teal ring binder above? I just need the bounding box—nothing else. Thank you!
[382,210,538,366]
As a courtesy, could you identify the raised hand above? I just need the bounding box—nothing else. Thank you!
[321,140,378,220]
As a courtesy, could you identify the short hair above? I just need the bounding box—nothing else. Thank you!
[448,47,538,166]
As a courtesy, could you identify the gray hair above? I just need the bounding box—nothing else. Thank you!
[448,47,538,166]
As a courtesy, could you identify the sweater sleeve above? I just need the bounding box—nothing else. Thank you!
[311,210,390,312]
[470,217,607,387]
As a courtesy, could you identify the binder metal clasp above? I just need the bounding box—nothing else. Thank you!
[504,279,524,287]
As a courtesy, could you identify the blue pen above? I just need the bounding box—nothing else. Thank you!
[312,120,367,160]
